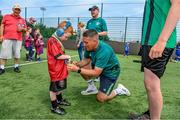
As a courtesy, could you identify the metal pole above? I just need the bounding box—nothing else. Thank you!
[58,17,60,26]
[124,17,128,52]
[42,11,44,25]
[25,7,27,21]
[77,17,80,24]
[40,7,46,25]
[101,3,103,18]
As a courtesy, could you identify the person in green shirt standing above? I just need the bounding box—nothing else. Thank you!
[130,0,180,119]
[86,5,108,41]
[67,29,130,103]
[81,5,108,95]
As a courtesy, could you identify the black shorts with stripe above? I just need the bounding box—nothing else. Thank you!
[49,79,67,92]
[141,45,174,78]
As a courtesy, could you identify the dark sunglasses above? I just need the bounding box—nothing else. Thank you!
[14,8,21,11]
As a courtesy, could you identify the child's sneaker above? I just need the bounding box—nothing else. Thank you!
[57,99,71,106]
[37,57,42,62]
[51,106,66,115]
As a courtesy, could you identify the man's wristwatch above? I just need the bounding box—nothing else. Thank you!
[77,68,81,73]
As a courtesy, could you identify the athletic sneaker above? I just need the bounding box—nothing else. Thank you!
[57,99,71,106]
[14,67,21,73]
[129,110,150,120]
[0,68,5,75]
[117,84,131,96]
[51,106,66,115]
[81,86,98,95]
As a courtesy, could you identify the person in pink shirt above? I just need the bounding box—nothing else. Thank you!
[24,27,35,61]
[0,4,27,75]
[35,33,44,62]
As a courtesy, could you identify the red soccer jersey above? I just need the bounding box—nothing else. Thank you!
[47,36,68,82]
[2,14,27,41]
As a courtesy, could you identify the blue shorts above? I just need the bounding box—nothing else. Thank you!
[99,75,117,95]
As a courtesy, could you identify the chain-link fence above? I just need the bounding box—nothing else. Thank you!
[0,3,180,42]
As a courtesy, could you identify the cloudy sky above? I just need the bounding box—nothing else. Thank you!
[0,0,145,18]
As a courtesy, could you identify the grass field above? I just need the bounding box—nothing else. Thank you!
[0,48,180,119]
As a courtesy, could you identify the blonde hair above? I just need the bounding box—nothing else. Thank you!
[58,21,73,35]
[78,22,85,28]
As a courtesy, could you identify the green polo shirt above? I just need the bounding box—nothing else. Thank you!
[141,0,176,48]
[84,41,120,78]
[86,17,108,41]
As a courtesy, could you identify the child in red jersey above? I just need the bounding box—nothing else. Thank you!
[47,21,73,115]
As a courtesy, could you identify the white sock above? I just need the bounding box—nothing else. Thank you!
[0,65,5,69]
[87,79,94,86]
[87,79,96,89]
[14,64,19,68]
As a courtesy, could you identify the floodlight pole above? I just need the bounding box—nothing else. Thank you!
[40,7,46,25]
[101,3,103,18]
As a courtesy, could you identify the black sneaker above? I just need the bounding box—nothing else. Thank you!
[51,106,66,115]
[129,110,150,120]
[57,99,71,106]
[0,68,5,75]
[14,67,21,73]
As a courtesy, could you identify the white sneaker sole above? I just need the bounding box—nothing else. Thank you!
[81,90,98,95]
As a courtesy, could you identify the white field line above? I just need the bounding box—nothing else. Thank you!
[5,55,79,69]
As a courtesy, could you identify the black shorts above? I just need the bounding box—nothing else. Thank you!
[141,45,174,78]
[99,75,117,95]
[49,79,67,92]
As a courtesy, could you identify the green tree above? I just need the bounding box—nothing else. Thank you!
[0,14,2,24]
[35,23,56,39]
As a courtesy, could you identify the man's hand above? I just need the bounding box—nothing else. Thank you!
[149,41,166,59]
[67,64,79,72]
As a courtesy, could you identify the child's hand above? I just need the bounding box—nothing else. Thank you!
[65,55,71,59]
[67,64,79,72]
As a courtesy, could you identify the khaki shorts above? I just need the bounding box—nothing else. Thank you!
[0,39,22,59]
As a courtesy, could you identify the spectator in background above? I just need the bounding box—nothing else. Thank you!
[124,42,129,56]
[86,5,108,41]
[26,17,36,38]
[24,27,35,61]
[76,22,86,61]
[0,4,27,75]
[35,33,44,62]
[34,28,43,61]
[26,17,37,59]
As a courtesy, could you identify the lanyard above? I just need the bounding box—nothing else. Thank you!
[52,34,65,52]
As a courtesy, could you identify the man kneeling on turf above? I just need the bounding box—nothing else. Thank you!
[68,29,130,103]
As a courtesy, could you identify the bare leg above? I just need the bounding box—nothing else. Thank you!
[144,67,163,119]
[14,58,19,65]
[96,91,117,103]
[50,91,57,101]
